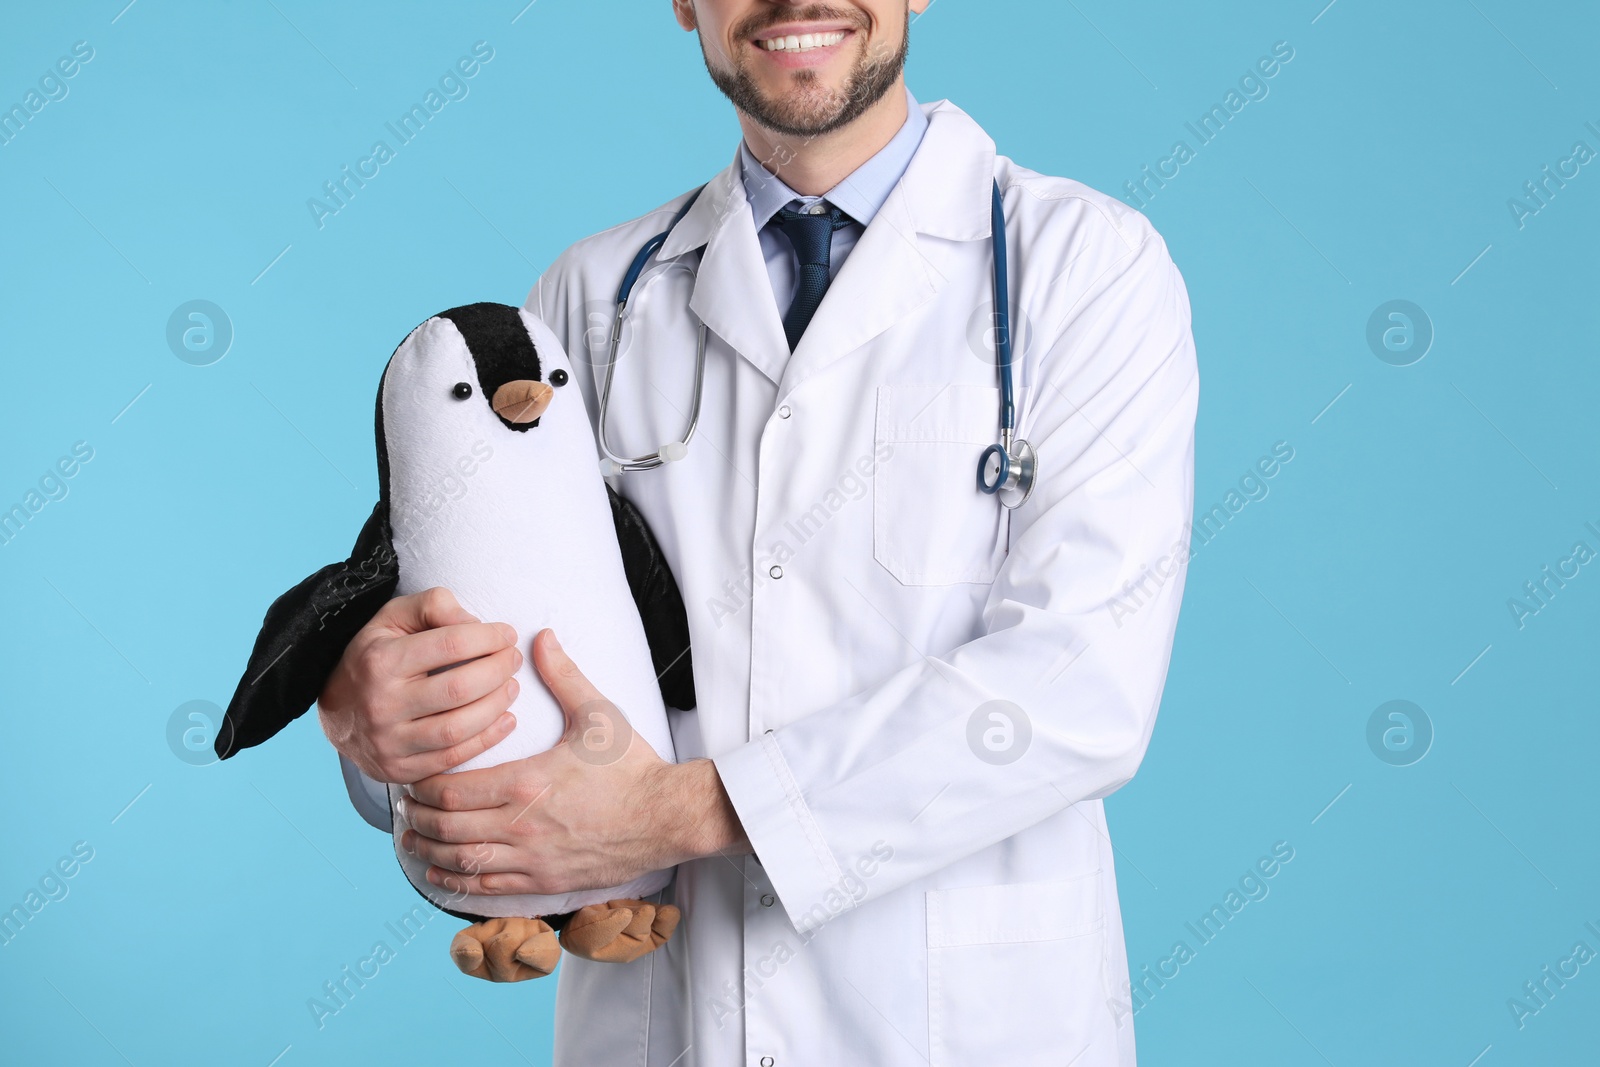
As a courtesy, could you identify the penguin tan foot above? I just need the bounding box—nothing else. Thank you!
[450,917,560,982]
[560,900,680,963]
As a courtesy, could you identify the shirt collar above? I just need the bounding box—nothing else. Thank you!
[738,86,929,231]
[655,97,994,264]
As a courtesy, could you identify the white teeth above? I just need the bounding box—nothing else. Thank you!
[761,31,845,52]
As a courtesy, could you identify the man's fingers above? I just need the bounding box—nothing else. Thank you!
[410,761,531,812]
[429,869,540,898]
[402,832,517,875]
[400,676,518,757]
[411,645,522,717]
[379,586,480,636]
[401,795,505,844]
[390,704,517,781]
[394,620,521,679]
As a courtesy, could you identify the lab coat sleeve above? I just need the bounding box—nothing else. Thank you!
[714,228,1199,936]
[339,753,393,832]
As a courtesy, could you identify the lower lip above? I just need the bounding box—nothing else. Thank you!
[752,31,853,69]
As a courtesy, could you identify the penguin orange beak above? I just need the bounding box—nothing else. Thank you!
[491,380,554,423]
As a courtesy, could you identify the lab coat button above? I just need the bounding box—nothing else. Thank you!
[769,565,783,579]
[760,893,775,907]
[761,1058,776,1067]
[778,404,792,419]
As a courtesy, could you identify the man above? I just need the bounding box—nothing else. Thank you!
[321,1,1198,1063]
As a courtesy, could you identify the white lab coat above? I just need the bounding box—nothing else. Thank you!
[513,96,1195,1066]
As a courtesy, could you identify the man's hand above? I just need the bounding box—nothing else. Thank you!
[399,629,749,897]
[318,586,522,784]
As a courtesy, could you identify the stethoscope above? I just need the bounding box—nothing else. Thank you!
[596,180,1037,509]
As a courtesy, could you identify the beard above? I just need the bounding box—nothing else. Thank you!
[699,8,910,138]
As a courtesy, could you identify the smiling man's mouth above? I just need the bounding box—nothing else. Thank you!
[757,30,848,53]
[703,10,904,139]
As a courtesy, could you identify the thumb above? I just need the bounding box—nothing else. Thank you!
[533,630,606,737]
[534,630,635,763]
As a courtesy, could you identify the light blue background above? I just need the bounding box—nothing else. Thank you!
[2,1,1596,1064]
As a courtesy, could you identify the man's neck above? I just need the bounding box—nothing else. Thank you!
[738,80,909,197]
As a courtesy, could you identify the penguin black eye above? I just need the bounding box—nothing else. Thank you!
[452,382,472,400]
[550,369,568,387]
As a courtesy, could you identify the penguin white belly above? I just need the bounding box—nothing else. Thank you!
[380,311,676,919]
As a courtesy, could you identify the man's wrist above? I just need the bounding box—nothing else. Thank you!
[659,758,751,865]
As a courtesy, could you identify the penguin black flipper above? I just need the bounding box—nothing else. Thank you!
[216,502,400,759]
[607,485,696,712]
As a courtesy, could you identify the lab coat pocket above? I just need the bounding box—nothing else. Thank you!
[926,872,1114,1067]
[873,384,1007,585]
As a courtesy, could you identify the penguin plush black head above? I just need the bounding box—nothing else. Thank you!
[435,302,569,431]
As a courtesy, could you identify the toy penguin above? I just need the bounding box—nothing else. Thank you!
[217,302,695,982]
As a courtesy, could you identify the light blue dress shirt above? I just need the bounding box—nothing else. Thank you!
[738,87,929,323]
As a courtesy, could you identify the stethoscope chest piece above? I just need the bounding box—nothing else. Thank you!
[978,437,1037,510]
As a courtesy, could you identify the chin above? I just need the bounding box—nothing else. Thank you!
[762,78,847,119]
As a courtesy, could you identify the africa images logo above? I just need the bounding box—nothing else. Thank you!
[0,40,94,148]
[1121,41,1296,211]
[305,42,495,229]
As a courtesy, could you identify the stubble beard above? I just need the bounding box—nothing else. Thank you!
[700,18,910,139]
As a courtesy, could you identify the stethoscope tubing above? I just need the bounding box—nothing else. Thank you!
[597,187,708,473]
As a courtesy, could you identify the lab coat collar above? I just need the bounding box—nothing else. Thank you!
[890,95,996,241]
[657,97,997,388]
[663,161,795,386]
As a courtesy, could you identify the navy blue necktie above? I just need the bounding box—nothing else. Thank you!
[773,202,853,351]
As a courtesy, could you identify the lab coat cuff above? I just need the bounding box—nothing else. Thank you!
[339,754,393,833]
[714,732,845,936]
